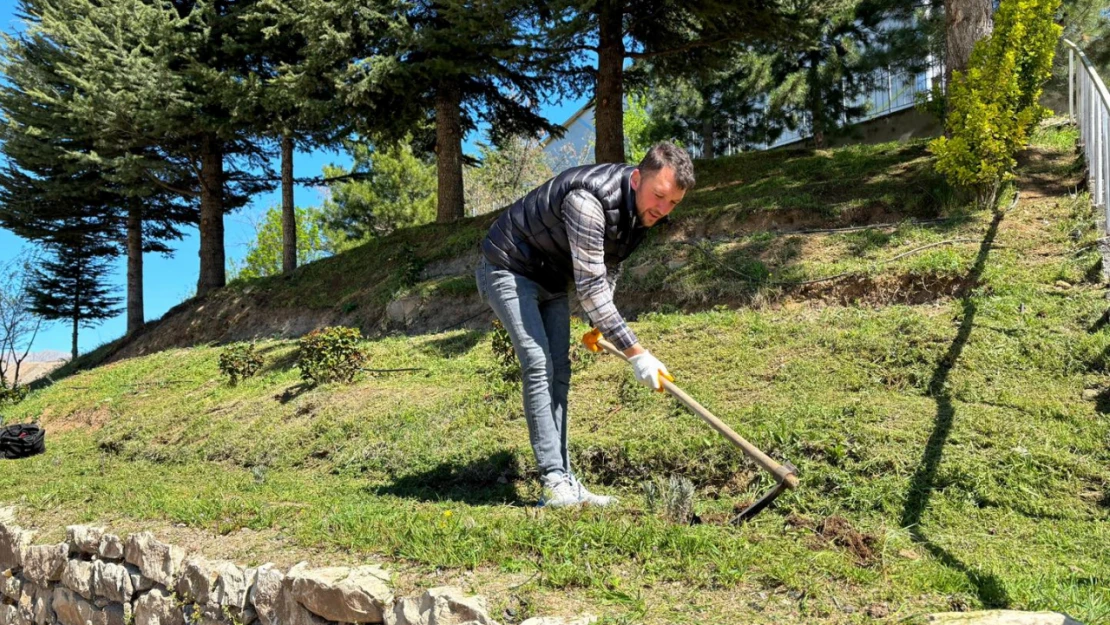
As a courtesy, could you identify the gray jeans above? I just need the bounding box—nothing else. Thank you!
[476,256,572,477]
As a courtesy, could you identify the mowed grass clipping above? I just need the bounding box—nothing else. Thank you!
[2,126,1108,624]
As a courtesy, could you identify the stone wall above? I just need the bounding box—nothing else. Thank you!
[0,517,591,625]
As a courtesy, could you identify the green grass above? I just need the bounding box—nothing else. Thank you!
[3,131,1108,624]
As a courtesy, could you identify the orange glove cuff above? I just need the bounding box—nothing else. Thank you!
[583,328,602,352]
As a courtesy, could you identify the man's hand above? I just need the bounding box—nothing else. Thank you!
[582,328,603,352]
[628,351,674,392]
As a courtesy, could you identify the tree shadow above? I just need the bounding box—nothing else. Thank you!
[898,208,1012,609]
[255,343,299,376]
[275,382,312,404]
[1088,308,1110,334]
[370,450,527,506]
[415,329,485,359]
[1094,388,1110,415]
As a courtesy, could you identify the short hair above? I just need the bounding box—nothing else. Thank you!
[637,142,696,191]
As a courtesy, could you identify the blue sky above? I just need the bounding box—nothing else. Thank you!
[0,0,588,356]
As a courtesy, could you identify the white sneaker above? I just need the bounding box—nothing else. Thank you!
[540,472,585,508]
[570,474,618,507]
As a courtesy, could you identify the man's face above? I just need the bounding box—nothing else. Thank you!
[631,166,686,227]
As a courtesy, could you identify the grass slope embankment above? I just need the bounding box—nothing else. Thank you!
[70,136,956,367]
[2,124,1108,625]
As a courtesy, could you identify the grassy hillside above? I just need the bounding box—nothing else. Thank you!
[2,125,1108,624]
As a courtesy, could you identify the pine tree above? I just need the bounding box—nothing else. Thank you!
[0,0,195,334]
[944,0,993,89]
[282,0,563,223]
[23,0,271,297]
[28,226,122,361]
[542,0,807,164]
[237,0,358,276]
[319,138,437,247]
[634,47,775,157]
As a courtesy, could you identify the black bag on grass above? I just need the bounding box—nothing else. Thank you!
[0,423,45,459]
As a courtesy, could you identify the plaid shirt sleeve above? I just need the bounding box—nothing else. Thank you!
[564,189,639,351]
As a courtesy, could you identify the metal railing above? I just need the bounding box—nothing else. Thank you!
[1067,38,1110,212]
[682,59,944,157]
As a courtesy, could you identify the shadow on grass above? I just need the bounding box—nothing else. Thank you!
[276,382,313,404]
[371,450,527,506]
[416,329,486,359]
[255,343,300,376]
[899,208,1012,609]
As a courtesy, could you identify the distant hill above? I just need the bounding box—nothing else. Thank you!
[3,351,70,384]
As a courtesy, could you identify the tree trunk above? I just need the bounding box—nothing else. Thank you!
[435,83,465,223]
[126,204,144,335]
[71,269,80,361]
[197,133,226,296]
[700,117,715,160]
[70,314,78,362]
[807,58,827,149]
[944,0,993,91]
[595,0,625,164]
[281,133,296,276]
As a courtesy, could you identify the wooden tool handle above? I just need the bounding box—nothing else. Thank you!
[597,338,798,489]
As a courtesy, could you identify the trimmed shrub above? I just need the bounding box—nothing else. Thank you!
[218,343,264,385]
[929,0,1062,208]
[298,327,366,385]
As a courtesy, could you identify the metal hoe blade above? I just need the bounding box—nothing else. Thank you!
[731,461,798,524]
[596,339,800,522]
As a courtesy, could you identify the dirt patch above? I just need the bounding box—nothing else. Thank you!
[786,514,879,566]
[795,272,970,307]
[1016,146,1084,199]
[40,406,113,434]
[668,203,921,243]
[817,516,877,565]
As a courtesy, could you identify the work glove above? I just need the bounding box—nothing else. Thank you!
[628,351,674,392]
[582,328,603,352]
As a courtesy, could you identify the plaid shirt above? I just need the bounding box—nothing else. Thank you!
[564,189,639,351]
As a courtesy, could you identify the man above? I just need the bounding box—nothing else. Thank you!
[476,142,695,507]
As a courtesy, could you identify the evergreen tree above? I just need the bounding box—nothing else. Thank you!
[282,0,563,223]
[763,1,881,148]
[633,47,775,157]
[28,226,122,361]
[237,0,358,276]
[542,0,807,164]
[319,138,437,248]
[384,0,564,222]
[0,0,195,334]
[25,0,271,297]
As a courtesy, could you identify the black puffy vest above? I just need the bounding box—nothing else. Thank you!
[481,163,649,293]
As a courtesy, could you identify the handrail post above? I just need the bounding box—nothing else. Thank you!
[1069,48,1075,120]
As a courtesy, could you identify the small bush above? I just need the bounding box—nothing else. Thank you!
[0,381,28,407]
[298,327,366,385]
[929,0,1061,208]
[218,343,264,385]
[490,319,519,382]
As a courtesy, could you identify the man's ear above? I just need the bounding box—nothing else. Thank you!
[630,169,641,191]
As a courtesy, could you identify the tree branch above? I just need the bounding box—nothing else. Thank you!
[626,35,745,61]
[232,172,374,185]
[144,170,200,198]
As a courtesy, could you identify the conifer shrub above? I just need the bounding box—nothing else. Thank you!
[298,327,366,385]
[218,343,264,386]
[929,0,1061,208]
